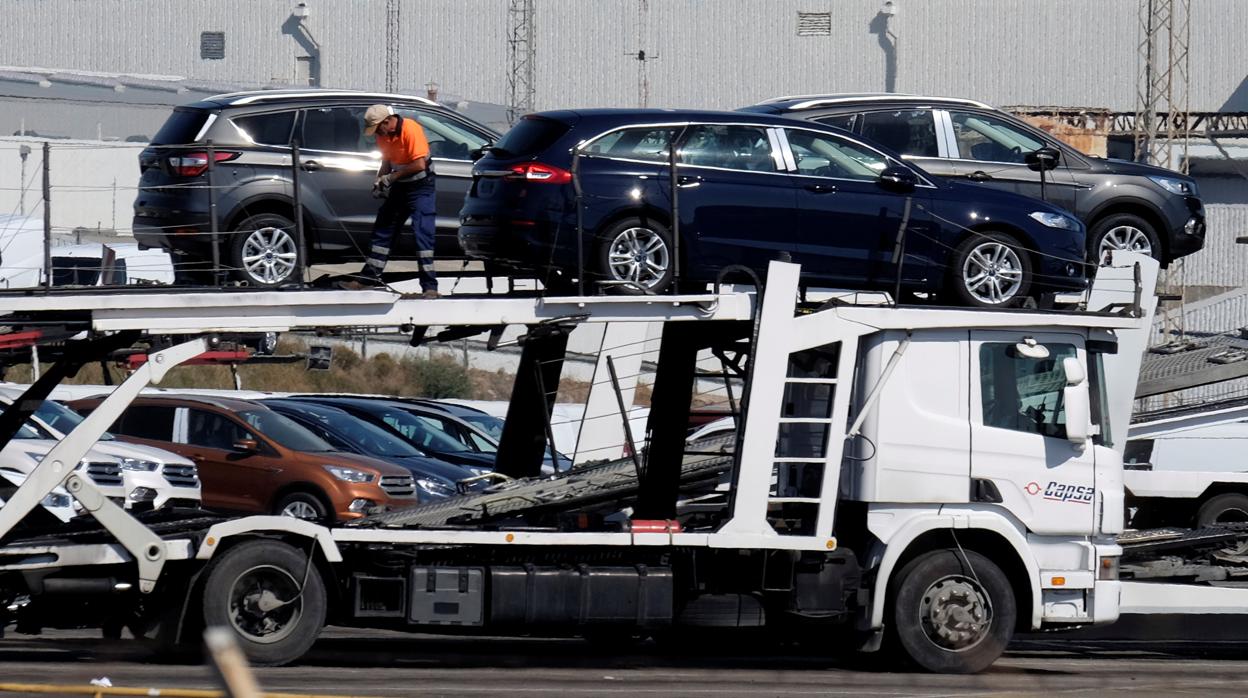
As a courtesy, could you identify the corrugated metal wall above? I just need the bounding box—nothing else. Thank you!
[2,0,1247,112]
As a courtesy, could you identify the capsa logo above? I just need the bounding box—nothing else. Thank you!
[1025,480,1094,504]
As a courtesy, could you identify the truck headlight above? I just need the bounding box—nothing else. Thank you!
[119,458,160,472]
[1029,211,1077,229]
[322,465,375,483]
[1148,175,1197,196]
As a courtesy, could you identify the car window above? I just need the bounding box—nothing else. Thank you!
[858,110,939,158]
[950,111,1045,164]
[980,343,1077,439]
[784,129,888,181]
[237,410,333,452]
[460,413,505,441]
[375,408,471,453]
[284,405,424,457]
[678,125,778,172]
[186,409,254,450]
[814,113,858,133]
[301,106,374,154]
[11,422,46,439]
[466,430,497,453]
[152,108,211,145]
[25,399,114,441]
[583,127,674,162]
[232,111,296,146]
[116,405,176,441]
[396,109,489,161]
[493,116,570,157]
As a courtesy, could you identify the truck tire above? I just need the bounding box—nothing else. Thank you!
[1196,493,1248,527]
[202,540,326,667]
[887,548,1015,674]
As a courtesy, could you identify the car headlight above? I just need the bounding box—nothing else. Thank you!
[1029,211,1077,229]
[415,477,456,498]
[118,458,159,472]
[1148,175,1197,196]
[322,465,375,483]
[41,492,72,508]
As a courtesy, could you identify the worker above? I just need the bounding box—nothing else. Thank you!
[340,104,439,297]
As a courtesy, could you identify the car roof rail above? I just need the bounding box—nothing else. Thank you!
[206,89,438,107]
[756,93,993,111]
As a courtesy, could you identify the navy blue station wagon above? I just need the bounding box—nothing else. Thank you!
[459,109,1089,307]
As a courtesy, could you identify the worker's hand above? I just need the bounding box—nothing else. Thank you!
[376,173,393,188]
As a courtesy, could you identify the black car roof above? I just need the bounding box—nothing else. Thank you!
[745,93,995,113]
[183,88,440,111]
[527,107,834,130]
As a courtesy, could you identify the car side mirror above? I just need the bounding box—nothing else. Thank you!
[1025,146,1061,172]
[1061,356,1092,448]
[233,438,259,452]
[877,166,917,192]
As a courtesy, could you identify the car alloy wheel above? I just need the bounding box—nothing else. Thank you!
[280,499,320,520]
[607,226,671,291]
[1098,225,1153,257]
[961,241,1023,305]
[241,226,298,285]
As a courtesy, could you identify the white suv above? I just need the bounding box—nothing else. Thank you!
[0,390,201,510]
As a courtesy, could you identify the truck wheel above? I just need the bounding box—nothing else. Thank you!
[888,548,1015,674]
[202,540,326,666]
[230,213,301,287]
[1196,493,1248,527]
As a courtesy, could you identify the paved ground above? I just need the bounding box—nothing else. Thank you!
[1,628,1247,697]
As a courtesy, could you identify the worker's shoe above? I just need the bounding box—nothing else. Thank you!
[421,289,441,299]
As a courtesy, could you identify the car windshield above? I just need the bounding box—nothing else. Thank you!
[284,404,425,458]
[12,423,45,440]
[28,399,115,440]
[460,413,504,441]
[237,410,335,452]
[364,405,472,453]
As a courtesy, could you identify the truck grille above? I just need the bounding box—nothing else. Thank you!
[380,475,415,497]
[162,464,200,488]
[85,461,123,487]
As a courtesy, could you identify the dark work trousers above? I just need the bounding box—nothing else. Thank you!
[362,178,438,291]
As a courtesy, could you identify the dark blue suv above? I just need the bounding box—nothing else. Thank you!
[458,109,1089,307]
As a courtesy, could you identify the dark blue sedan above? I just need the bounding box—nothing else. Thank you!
[458,109,1088,307]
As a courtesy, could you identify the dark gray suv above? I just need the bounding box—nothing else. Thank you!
[743,94,1206,266]
[134,90,499,286]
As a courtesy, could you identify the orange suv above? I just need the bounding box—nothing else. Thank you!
[69,395,417,522]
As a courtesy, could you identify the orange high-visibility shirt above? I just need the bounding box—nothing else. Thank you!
[376,116,430,166]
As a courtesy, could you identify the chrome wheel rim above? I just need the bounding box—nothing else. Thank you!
[241,226,298,285]
[228,564,302,644]
[281,500,320,520]
[607,227,670,290]
[919,575,993,652]
[1099,225,1152,257]
[962,241,1023,305]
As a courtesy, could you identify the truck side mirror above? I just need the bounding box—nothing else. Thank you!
[1062,356,1091,448]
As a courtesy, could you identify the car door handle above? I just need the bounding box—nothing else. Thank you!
[676,175,703,187]
[804,183,836,193]
[966,170,993,182]
[301,160,323,172]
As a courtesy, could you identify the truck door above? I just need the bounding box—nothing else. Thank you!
[970,331,1095,535]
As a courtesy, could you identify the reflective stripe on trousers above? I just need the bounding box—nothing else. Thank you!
[361,180,437,291]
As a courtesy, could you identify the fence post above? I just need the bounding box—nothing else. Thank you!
[291,139,308,285]
[41,141,51,291]
[207,139,221,286]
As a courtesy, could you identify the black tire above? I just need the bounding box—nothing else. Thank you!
[1196,493,1248,527]
[948,232,1032,308]
[229,212,302,287]
[1088,213,1162,266]
[202,540,326,667]
[274,491,331,523]
[594,217,675,295]
[887,548,1015,674]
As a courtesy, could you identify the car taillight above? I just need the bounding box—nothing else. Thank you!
[505,162,572,184]
[167,151,240,177]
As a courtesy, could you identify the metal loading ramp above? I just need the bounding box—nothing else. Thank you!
[1136,335,1248,398]
[356,433,737,529]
